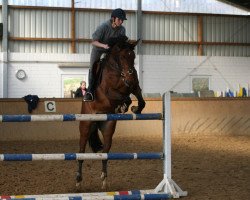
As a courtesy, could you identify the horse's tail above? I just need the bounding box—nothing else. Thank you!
[88,124,103,153]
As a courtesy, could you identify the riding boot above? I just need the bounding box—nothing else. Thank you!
[83,69,95,102]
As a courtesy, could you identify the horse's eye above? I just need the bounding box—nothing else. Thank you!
[128,52,133,57]
[128,68,133,74]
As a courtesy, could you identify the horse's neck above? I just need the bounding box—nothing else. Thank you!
[96,56,126,101]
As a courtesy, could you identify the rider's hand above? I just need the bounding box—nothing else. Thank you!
[103,44,110,49]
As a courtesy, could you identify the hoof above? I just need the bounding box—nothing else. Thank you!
[100,172,105,181]
[131,106,138,114]
[76,182,81,188]
[101,179,107,190]
[120,103,128,113]
[76,172,82,187]
[101,172,108,190]
[115,103,128,114]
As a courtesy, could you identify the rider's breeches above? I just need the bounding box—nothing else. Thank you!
[87,50,103,92]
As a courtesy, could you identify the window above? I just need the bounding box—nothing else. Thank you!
[61,74,87,98]
[190,76,210,93]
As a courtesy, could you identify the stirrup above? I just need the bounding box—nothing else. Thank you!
[83,92,94,102]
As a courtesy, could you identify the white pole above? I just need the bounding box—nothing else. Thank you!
[163,92,171,178]
[155,92,187,197]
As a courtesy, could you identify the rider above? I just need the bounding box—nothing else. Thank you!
[83,8,127,102]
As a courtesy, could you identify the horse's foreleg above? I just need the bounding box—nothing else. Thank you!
[131,86,145,114]
[100,121,116,190]
[115,96,132,114]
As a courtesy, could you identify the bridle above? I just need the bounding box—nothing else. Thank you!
[108,50,135,88]
[100,44,137,101]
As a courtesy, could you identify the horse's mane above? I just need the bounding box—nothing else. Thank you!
[107,36,135,51]
[99,36,134,65]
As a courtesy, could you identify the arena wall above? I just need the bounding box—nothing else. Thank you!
[0,97,249,141]
[2,53,250,98]
[171,97,250,135]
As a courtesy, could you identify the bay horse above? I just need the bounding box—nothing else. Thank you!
[76,37,146,189]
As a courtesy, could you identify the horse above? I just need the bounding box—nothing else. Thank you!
[76,37,146,189]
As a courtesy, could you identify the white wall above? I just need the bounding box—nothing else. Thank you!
[4,53,141,98]
[7,53,90,98]
[142,55,250,94]
[0,62,3,96]
[2,53,250,98]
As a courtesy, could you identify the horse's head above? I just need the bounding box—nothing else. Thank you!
[109,38,140,88]
[99,37,145,114]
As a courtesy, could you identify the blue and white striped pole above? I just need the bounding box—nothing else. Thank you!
[0,113,162,122]
[0,153,163,161]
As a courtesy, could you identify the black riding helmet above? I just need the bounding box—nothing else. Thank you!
[111,8,127,20]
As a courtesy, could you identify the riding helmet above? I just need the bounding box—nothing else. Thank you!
[111,8,127,20]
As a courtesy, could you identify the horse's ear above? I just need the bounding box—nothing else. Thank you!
[131,39,140,47]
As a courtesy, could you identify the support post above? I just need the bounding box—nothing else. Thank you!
[70,0,76,53]
[154,92,187,198]
[1,0,8,97]
[197,15,203,56]
[136,0,143,89]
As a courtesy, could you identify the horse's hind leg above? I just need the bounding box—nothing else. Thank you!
[76,160,83,187]
[99,121,117,190]
[76,121,91,188]
[101,159,108,189]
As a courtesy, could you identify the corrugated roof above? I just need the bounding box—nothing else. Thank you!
[3,0,249,15]
[223,0,250,10]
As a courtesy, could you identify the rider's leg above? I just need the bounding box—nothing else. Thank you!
[83,67,95,101]
[83,50,102,102]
